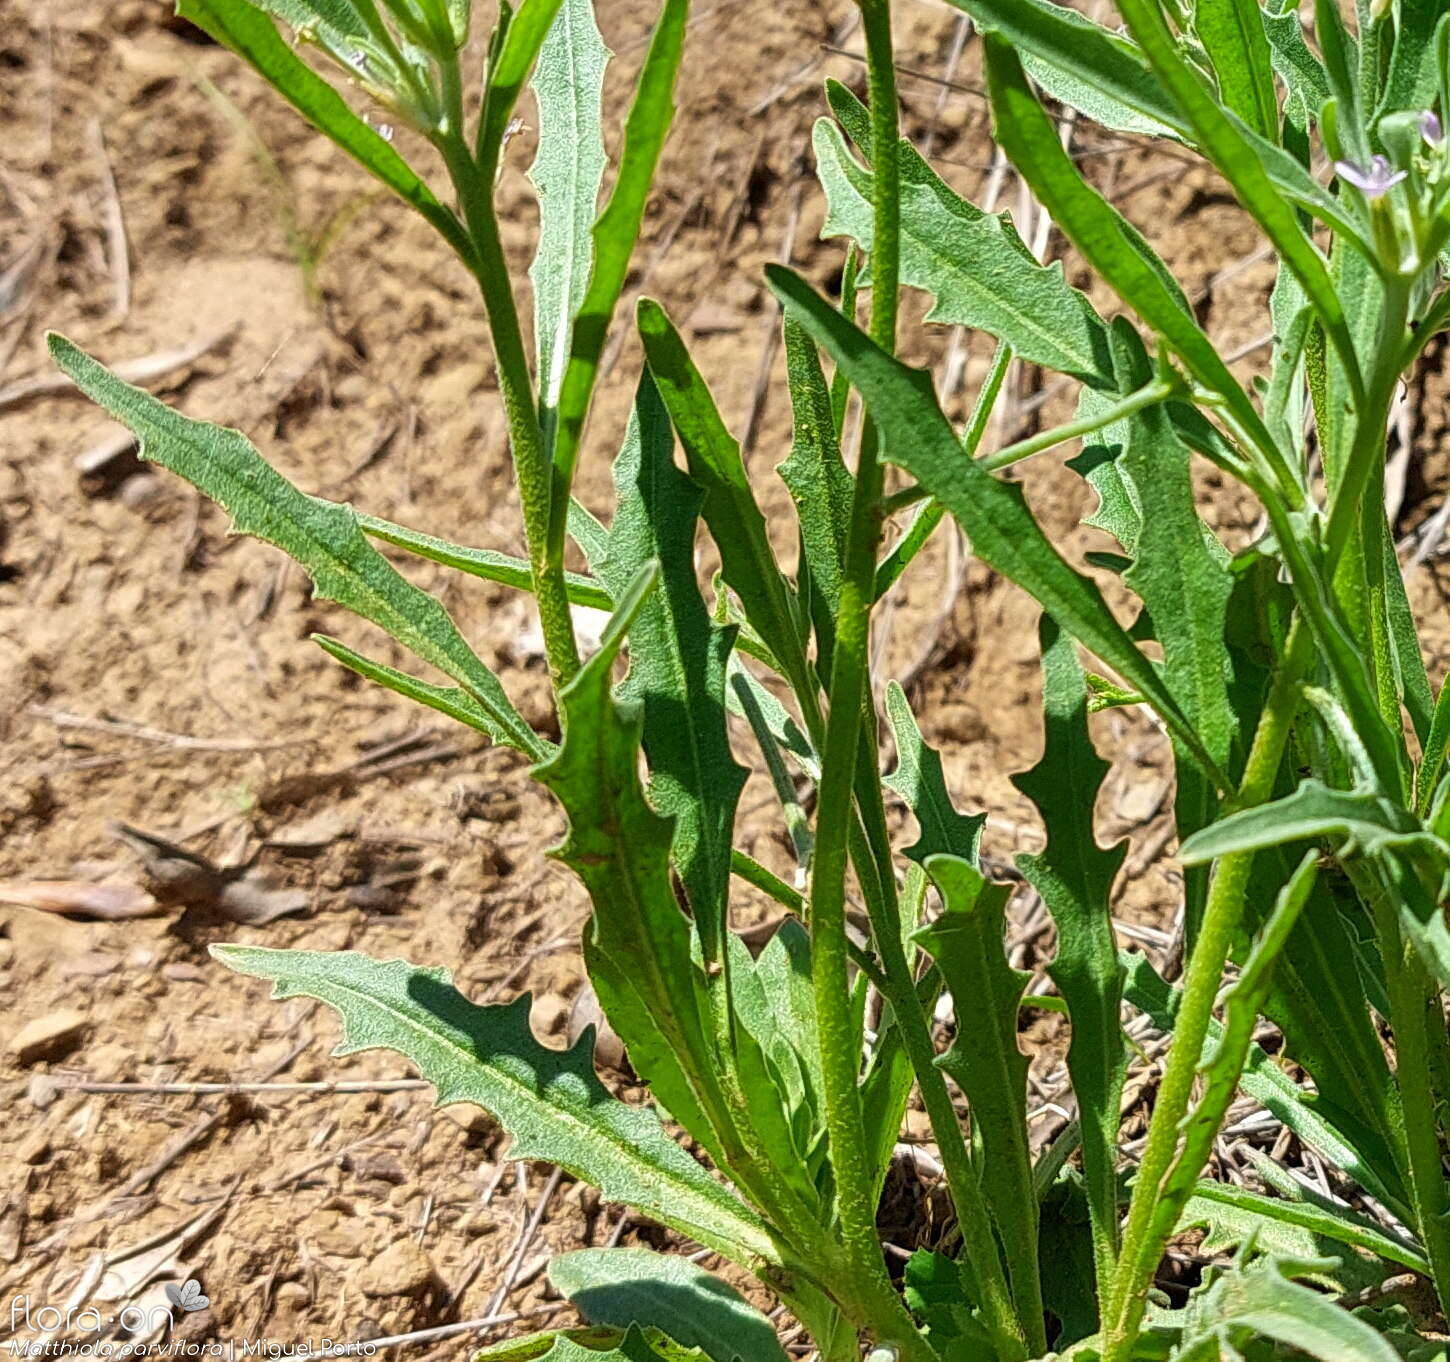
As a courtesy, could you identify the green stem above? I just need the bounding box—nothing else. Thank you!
[980,378,1178,473]
[872,916,1035,1359]
[434,116,581,691]
[873,340,1012,600]
[1353,863,1450,1320]
[1323,278,1411,574]
[807,5,936,1356]
[1102,620,1311,1359]
[878,377,1176,518]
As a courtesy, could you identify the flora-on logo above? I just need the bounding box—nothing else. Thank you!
[164,1279,210,1314]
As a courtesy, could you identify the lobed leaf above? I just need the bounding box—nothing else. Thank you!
[901,1250,997,1359]
[549,1249,788,1362]
[1113,0,1361,402]
[638,299,812,702]
[535,565,730,1166]
[47,333,542,759]
[1012,618,1126,1291]
[210,946,775,1266]
[764,266,1228,789]
[814,100,1114,386]
[914,857,1039,1328]
[1263,0,1330,121]
[982,36,1291,487]
[600,374,747,963]
[883,682,985,866]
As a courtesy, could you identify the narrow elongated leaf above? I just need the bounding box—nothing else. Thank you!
[814,108,1113,385]
[600,374,747,962]
[778,318,851,654]
[548,0,687,518]
[883,682,984,865]
[479,0,569,164]
[1245,851,1408,1204]
[1182,1179,1430,1276]
[981,37,1286,474]
[1263,0,1330,115]
[955,0,1360,244]
[210,946,775,1266]
[1105,321,1234,946]
[535,565,730,1160]
[1111,325,1236,768]
[944,0,1183,138]
[1383,530,1433,747]
[47,333,542,759]
[1012,618,1126,1289]
[550,1250,788,1362]
[1145,853,1319,1257]
[1378,2,1446,118]
[1112,0,1359,397]
[764,267,1228,789]
[638,299,811,699]
[1180,1253,1399,1362]
[314,635,540,743]
[1194,0,1279,140]
[358,512,614,610]
[725,657,820,781]
[730,922,826,1185]
[1123,954,1409,1214]
[915,857,1039,1325]
[248,0,370,55]
[529,0,610,430]
[176,0,471,263]
[1179,778,1450,867]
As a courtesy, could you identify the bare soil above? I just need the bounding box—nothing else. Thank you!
[4,0,1450,1354]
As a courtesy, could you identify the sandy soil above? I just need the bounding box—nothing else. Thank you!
[4,0,1450,1354]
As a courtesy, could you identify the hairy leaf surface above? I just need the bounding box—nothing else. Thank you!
[884,682,985,865]
[601,374,747,959]
[915,857,1038,1325]
[1177,1253,1399,1361]
[211,946,773,1265]
[550,1249,788,1362]
[1013,618,1126,1289]
[638,300,810,698]
[529,0,610,429]
[764,267,1226,787]
[814,109,1113,385]
[535,566,729,1162]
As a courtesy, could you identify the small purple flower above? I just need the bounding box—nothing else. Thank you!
[1334,154,1408,199]
[1422,111,1444,148]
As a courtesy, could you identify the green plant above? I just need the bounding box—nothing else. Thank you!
[49,0,1450,1357]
